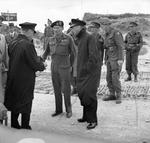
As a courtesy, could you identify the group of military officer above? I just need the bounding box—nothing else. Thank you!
[42,19,143,130]
[0,16,143,130]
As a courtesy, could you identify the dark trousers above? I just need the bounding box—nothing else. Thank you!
[11,112,30,129]
[126,51,139,75]
[82,100,98,123]
[106,60,121,94]
[51,64,72,113]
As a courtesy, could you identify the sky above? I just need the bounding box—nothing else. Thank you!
[0,0,150,32]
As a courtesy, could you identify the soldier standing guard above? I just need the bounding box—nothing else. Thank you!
[42,20,76,118]
[102,23,124,104]
[125,22,143,82]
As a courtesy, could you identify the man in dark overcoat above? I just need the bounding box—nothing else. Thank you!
[4,22,45,129]
[70,19,99,130]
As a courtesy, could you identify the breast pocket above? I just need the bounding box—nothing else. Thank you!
[57,40,69,54]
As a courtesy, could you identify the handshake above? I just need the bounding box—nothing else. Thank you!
[36,56,48,77]
[38,56,48,68]
[36,61,47,77]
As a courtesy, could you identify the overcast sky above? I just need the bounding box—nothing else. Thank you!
[0,0,150,32]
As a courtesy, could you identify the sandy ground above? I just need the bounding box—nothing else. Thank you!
[0,38,150,143]
[1,94,150,143]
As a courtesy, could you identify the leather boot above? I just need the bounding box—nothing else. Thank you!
[87,122,98,130]
[125,74,132,81]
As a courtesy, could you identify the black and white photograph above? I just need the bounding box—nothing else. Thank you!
[0,0,150,143]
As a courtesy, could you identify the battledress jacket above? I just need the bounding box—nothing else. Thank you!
[76,29,99,106]
[4,34,45,113]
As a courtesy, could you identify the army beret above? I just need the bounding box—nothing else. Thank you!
[70,18,86,28]
[19,22,37,33]
[0,15,4,21]
[89,21,101,28]
[129,22,138,27]
[51,20,64,28]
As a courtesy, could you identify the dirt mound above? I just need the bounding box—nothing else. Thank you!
[83,13,150,37]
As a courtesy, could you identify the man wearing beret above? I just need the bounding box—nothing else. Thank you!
[42,20,76,118]
[102,22,124,104]
[70,19,99,129]
[87,21,104,88]
[124,22,143,82]
[4,22,46,129]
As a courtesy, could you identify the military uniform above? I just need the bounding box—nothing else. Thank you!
[104,27,124,103]
[42,21,75,117]
[125,30,143,81]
